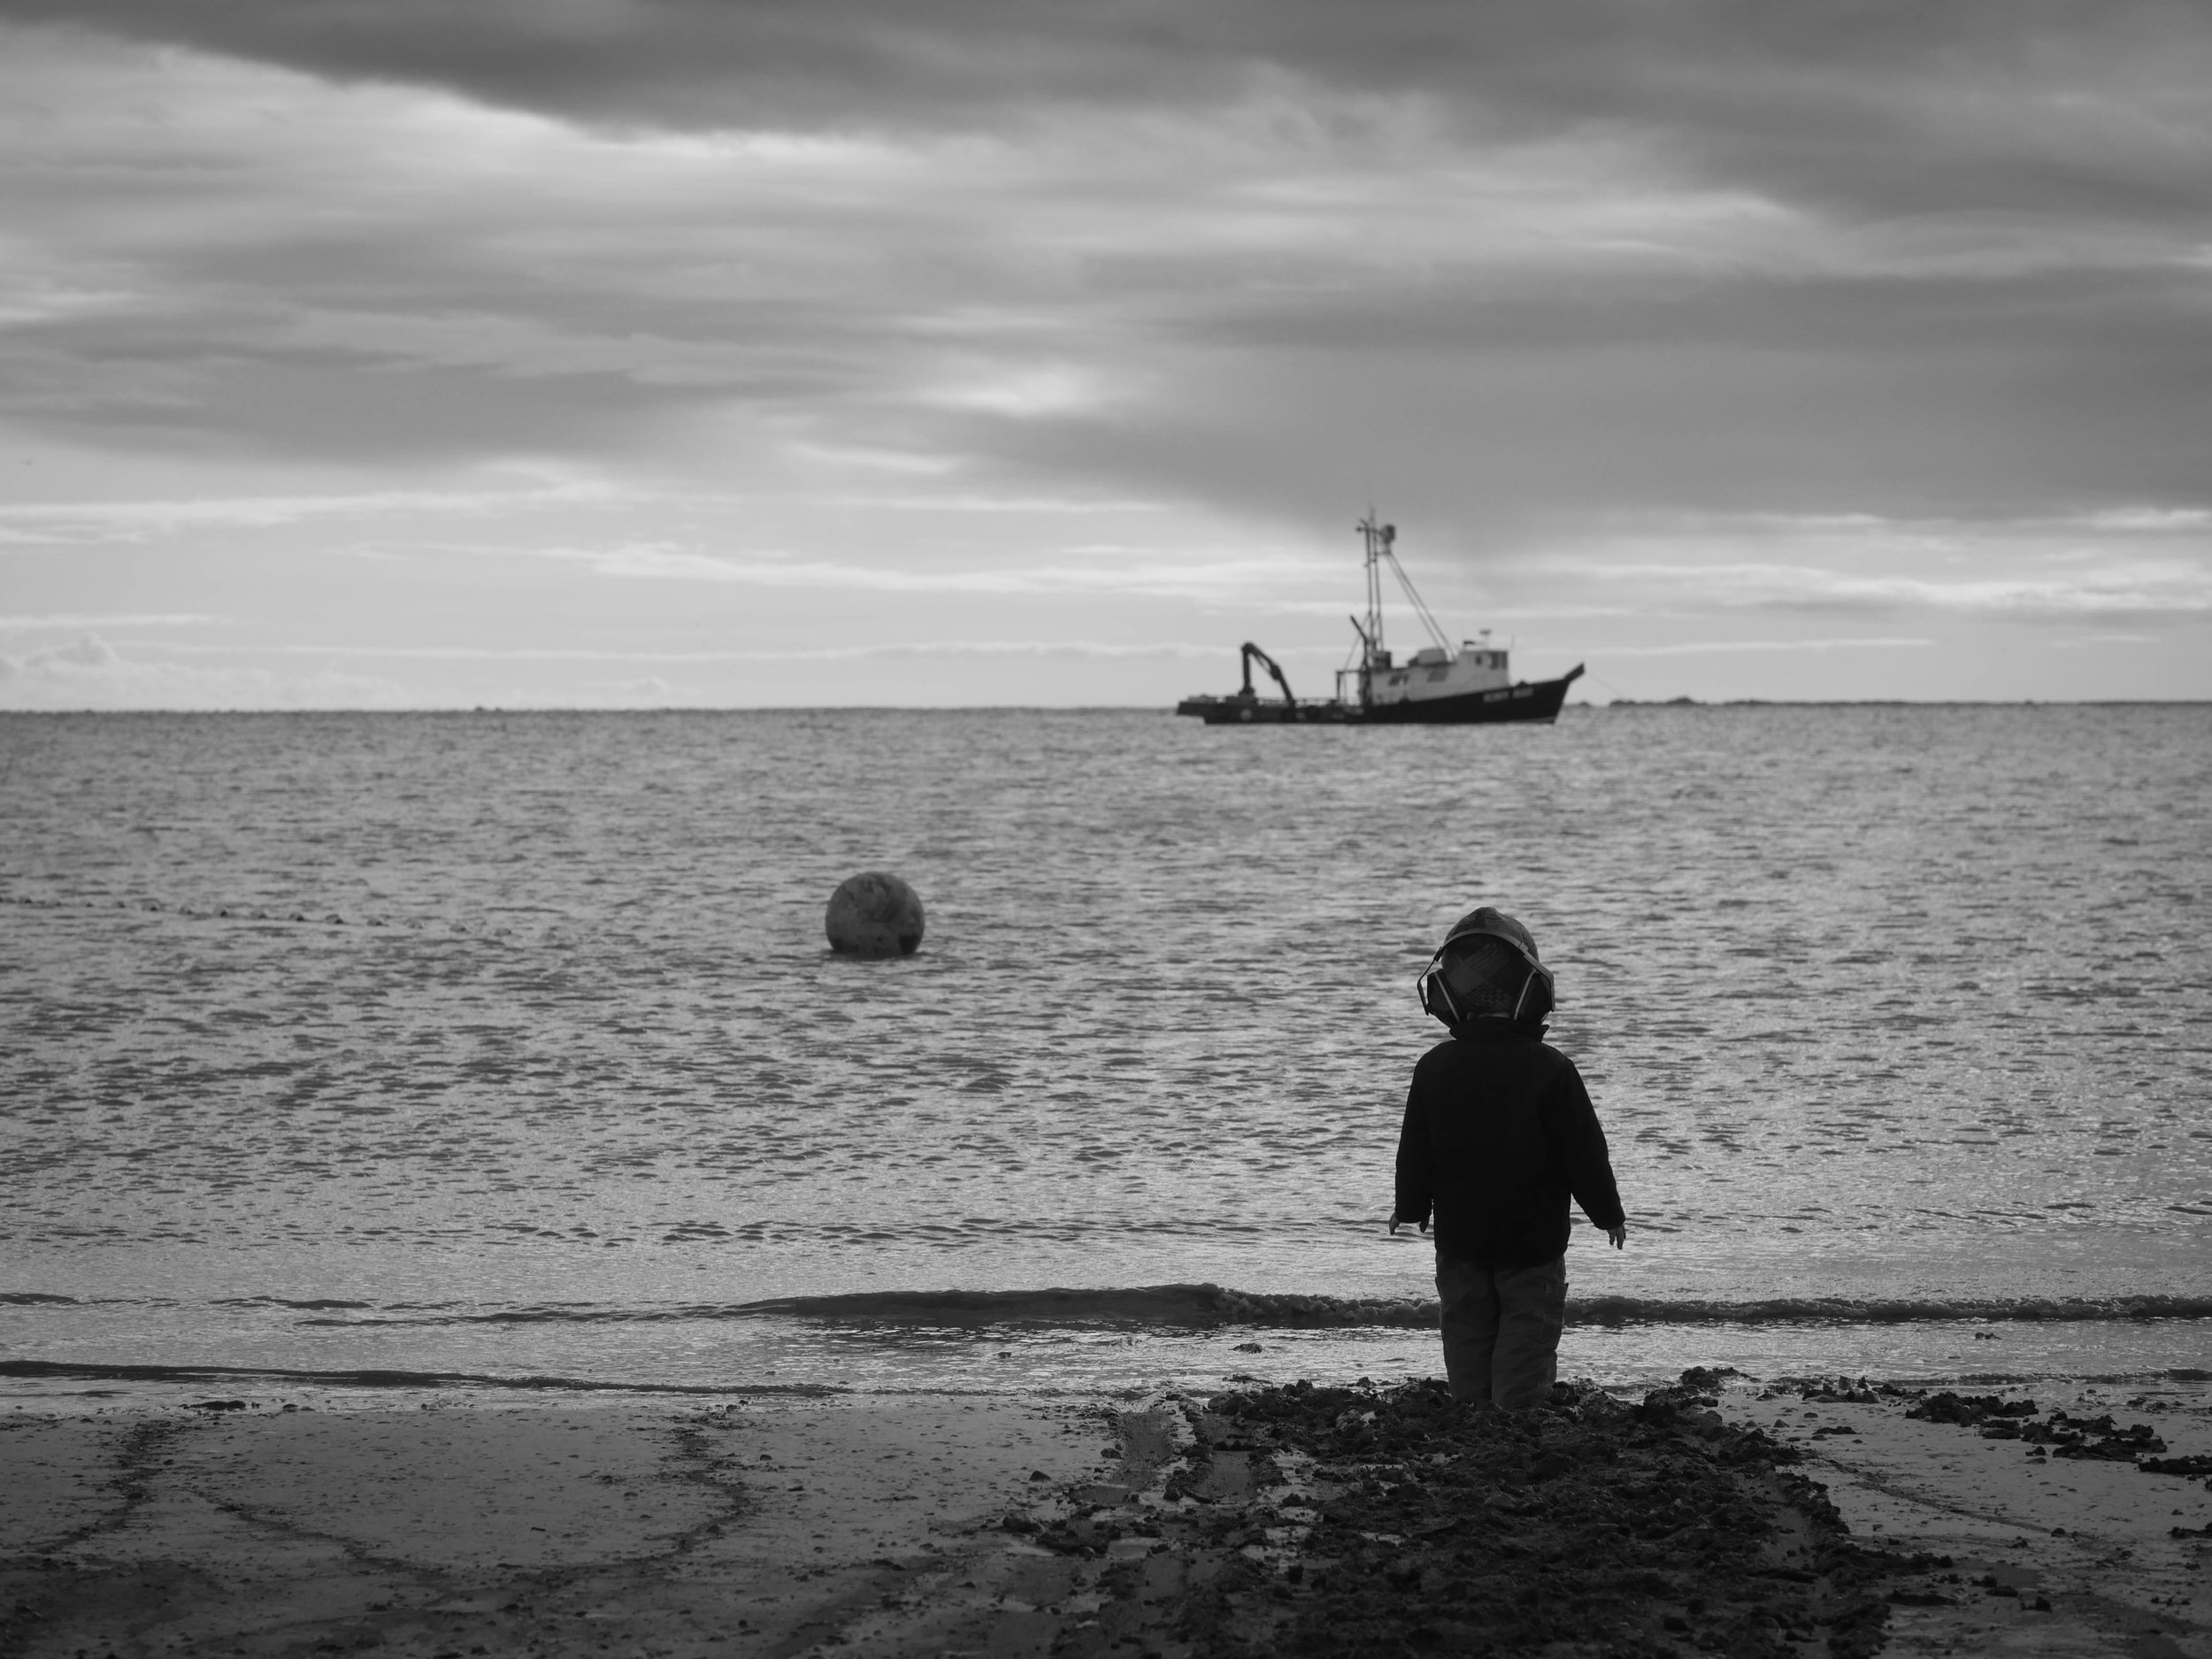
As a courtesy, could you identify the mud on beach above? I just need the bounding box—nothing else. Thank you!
[1002,1375,1937,1659]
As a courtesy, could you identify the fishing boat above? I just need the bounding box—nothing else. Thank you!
[1175,515,1584,725]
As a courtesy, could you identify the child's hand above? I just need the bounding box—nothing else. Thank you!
[1607,1225,1627,1249]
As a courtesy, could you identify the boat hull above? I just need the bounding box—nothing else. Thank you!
[1360,664,1582,724]
[1182,697,1348,724]
[1183,665,1582,726]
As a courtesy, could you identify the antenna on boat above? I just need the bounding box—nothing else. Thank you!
[1383,543,1455,656]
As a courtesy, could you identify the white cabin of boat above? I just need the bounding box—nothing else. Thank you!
[1359,633,1515,707]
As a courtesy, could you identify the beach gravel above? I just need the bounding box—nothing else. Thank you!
[995,1377,1921,1658]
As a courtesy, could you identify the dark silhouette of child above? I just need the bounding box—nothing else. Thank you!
[1393,906,1625,1409]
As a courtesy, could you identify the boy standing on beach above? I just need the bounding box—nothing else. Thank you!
[1392,907,1626,1409]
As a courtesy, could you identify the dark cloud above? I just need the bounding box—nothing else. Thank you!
[4,337,726,465]
[8,0,2208,217]
[932,250,2212,534]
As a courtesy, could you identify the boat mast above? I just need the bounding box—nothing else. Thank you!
[1358,512,1389,670]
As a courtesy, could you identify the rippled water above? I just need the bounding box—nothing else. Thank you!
[3,706,2207,1394]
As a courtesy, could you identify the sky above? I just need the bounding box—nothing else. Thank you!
[1,0,2208,708]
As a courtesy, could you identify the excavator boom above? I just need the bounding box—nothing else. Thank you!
[1239,641,1296,706]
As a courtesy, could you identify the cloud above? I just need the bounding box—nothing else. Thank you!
[2080,508,2212,532]
[0,613,224,629]
[0,632,398,706]
[0,473,631,544]
[16,632,119,670]
[5,4,2203,191]
[530,541,1340,603]
[3,12,2205,516]
[131,638,1255,664]
[2050,632,2158,649]
[0,631,1276,711]
[4,3,2194,305]
[1600,636,1934,657]
[1571,555,2212,619]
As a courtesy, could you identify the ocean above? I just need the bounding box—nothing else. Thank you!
[3,705,2208,1403]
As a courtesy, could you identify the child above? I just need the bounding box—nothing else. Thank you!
[1391,907,1626,1409]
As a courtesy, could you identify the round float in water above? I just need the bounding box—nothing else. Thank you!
[825,872,926,958]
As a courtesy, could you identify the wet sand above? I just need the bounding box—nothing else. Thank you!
[1711,1374,2212,1657]
[3,1373,2206,1657]
[0,1388,1110,1658]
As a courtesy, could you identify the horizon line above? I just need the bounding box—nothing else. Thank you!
[4,698,2210,717]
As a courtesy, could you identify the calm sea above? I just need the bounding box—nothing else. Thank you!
[3,706,2207,1402]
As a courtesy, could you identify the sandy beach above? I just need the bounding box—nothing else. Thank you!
[2,1382,1112,1658]
[1708,1375,2212,1658]
[4,1370,2205,1658]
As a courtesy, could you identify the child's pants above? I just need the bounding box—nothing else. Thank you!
[1435,1255,1567,1409]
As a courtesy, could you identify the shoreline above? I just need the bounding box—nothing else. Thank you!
[5,1370,2206,1657]
[8,1301,2210,1408]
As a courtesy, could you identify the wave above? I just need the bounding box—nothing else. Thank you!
[0,1358,839,1396]
[284,1283,2212,1333]
[742,1286,1443,1329]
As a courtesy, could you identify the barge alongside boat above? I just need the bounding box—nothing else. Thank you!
[1176,515,1584,726]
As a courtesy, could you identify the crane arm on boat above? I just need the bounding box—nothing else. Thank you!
[1240,641,1297,707]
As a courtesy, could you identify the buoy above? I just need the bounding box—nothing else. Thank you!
[825,872,925,958]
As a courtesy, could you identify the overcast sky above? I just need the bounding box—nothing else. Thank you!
[2,0,2208,707]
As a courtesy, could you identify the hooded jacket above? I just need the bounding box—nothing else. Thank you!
[1394,1022,1624,1267]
